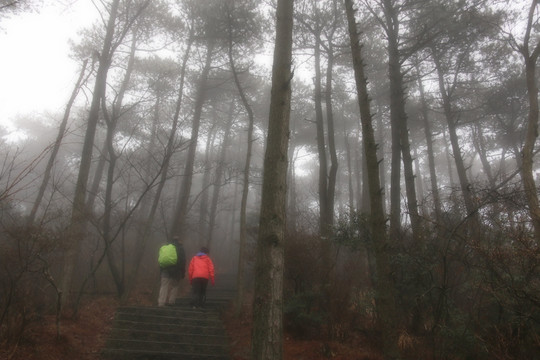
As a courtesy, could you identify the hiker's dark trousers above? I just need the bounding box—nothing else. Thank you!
[191,278,208,308]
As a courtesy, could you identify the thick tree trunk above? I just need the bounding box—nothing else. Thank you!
[344,0,401,358]
[519,1,540,244]
[522,54,540,244]
[251,0,294,358]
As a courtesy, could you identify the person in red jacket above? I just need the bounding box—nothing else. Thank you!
[188,246,215,309]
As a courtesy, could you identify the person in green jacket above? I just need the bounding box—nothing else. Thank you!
[158,236,186,306]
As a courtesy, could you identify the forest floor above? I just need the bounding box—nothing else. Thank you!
[3,294,382,360]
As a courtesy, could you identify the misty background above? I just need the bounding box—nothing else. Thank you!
[1,0,540,359]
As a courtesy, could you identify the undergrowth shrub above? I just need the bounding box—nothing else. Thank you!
[0,222,61,352]
[284,291,324,337]
[284,229,372,341]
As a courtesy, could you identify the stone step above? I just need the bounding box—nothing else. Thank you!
[117,306,222,319]
[101,348,231,360]
[102,278,236,360]
[173,298,232,309]
[109,328,230,345]
[104,338,229,355]
[112,320,226,336]
[204,289,237,298]
[114,311,222,326]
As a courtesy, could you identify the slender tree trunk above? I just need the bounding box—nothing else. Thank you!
[226,13,257,313]
[442,127,456,189]
[471,122,495,187]
[384,0,403,241]
[171,39,214,239]
[287,132,298,233]
[383,0,421,245]
[356,140,366,212]
[322,8,339,287]
[417,72,442,222]
[86,138,108,212]
[313,19,330,238]
[102,115,122,295]
[413,145,426,216]
[138,93,161,222]
[432,53,476,218]
[101,29,138,297]
[122,32,194,302]
[311,9,333,290]
[199,119,218,239]
[345,1,401,358]
[207,100,235,247]
[28,59,89,225]
[344,133,355,213]
[376,113,387,213]
[251,0,294,358]
[325,4,339,233]
[62,0,120,306]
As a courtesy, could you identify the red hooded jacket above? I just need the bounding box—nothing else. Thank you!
[188,253,215,285]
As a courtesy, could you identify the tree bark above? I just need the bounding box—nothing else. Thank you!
[226,7,257,312]
[471,122,495,188]
[344,0,401,358]
[251,0,294,358]
[199,117,217,241]
[99,28,139,298]
[344,133,355,214]
[123,30,194,302]
[382,0,421,245]
[519,0,540,244]
[171,39,214,239]
[61,0,120,306]
[313,15,330,238]
[207,100,235,247]
[417,71,442,222]
[432,51,476,218]
[28,59,89,225]
[324,0,339,236]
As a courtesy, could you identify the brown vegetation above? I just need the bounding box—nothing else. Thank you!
[2,296,118,360]
[2,293,384,360]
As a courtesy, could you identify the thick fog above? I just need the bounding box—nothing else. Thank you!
[1,1,540,359]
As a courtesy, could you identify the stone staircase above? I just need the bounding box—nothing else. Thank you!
[102,275,237,360]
